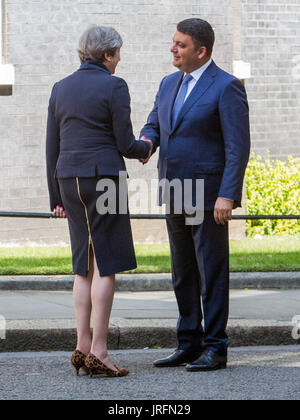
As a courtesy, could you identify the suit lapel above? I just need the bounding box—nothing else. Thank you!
[171,61,217,133]
[166,72,184,133]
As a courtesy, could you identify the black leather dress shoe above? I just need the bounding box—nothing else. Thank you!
[153,349,201,368]
[186,349,227,372]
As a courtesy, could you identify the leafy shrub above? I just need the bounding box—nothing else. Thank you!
[245,154,300,236]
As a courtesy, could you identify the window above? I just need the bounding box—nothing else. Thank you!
[0,0,14,96]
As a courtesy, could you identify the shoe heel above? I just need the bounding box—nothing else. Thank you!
[71,363,82,376]
[71,350,87,376]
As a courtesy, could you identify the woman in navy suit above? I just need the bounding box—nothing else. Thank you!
[46,26,152,377]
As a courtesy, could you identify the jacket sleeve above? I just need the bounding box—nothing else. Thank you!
[46,84,63,211]
[218,79,251,208]
[140,78,166,155]
[111,78,151,159]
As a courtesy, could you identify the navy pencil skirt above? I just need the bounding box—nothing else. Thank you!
[58,176,137,277]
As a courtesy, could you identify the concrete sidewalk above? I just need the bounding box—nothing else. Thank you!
[0,289,299,352]
[0,272,300,291]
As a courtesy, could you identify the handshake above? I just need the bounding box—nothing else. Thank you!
[139,136,153,165]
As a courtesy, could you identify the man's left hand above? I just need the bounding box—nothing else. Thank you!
[214,198,233,225]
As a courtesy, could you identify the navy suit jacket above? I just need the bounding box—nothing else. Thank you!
[140,60,251,211]
[46,60,150,210]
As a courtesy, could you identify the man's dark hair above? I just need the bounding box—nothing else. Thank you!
[177,18,215,56]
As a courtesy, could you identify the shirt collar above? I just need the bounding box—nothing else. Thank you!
[186,58,213,81]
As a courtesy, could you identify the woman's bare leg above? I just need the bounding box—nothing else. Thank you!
[73,246,94,355]
[90,253,118,371]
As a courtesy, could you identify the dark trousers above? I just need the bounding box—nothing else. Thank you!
[166,210,230,355]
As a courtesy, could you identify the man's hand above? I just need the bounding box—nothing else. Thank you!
[52,205,67,218]
[139,136,153,165]
[214,198,233,225]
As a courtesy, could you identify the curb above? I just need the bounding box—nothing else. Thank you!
[0,272,300,291]
[0,324,299,353]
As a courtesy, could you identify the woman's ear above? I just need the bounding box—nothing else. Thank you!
[104,52,112,63]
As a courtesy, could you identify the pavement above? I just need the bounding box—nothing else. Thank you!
[1,273,299,401]
[0,288,300,352]
[0,347,299,400]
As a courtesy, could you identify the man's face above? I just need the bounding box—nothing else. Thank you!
[171,30,204,73]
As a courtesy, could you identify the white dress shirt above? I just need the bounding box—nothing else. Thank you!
[183,58,213,101]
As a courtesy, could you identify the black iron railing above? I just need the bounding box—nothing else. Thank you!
[0,211,300,220]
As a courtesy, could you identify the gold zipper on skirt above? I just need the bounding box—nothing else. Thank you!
[76,177,95,272]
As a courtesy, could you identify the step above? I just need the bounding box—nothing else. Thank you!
[0,272,299,291]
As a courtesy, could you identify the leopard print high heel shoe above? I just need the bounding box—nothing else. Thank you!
[71,350,89,376]
[84,353,129,378]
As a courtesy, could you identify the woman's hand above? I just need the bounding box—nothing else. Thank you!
[139,137,153,165]
[52,205,67,218]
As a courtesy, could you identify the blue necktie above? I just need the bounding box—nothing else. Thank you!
[172,74,193,128]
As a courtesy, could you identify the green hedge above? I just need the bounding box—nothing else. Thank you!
[245,154,300,236]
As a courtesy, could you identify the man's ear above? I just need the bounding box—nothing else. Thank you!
[197,46,207,60]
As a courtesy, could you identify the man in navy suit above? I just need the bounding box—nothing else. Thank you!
[140,19,250,371]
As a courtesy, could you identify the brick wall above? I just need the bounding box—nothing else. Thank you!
[1,1,299,245]
[0,0,234,245]
[241,0,300,159]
